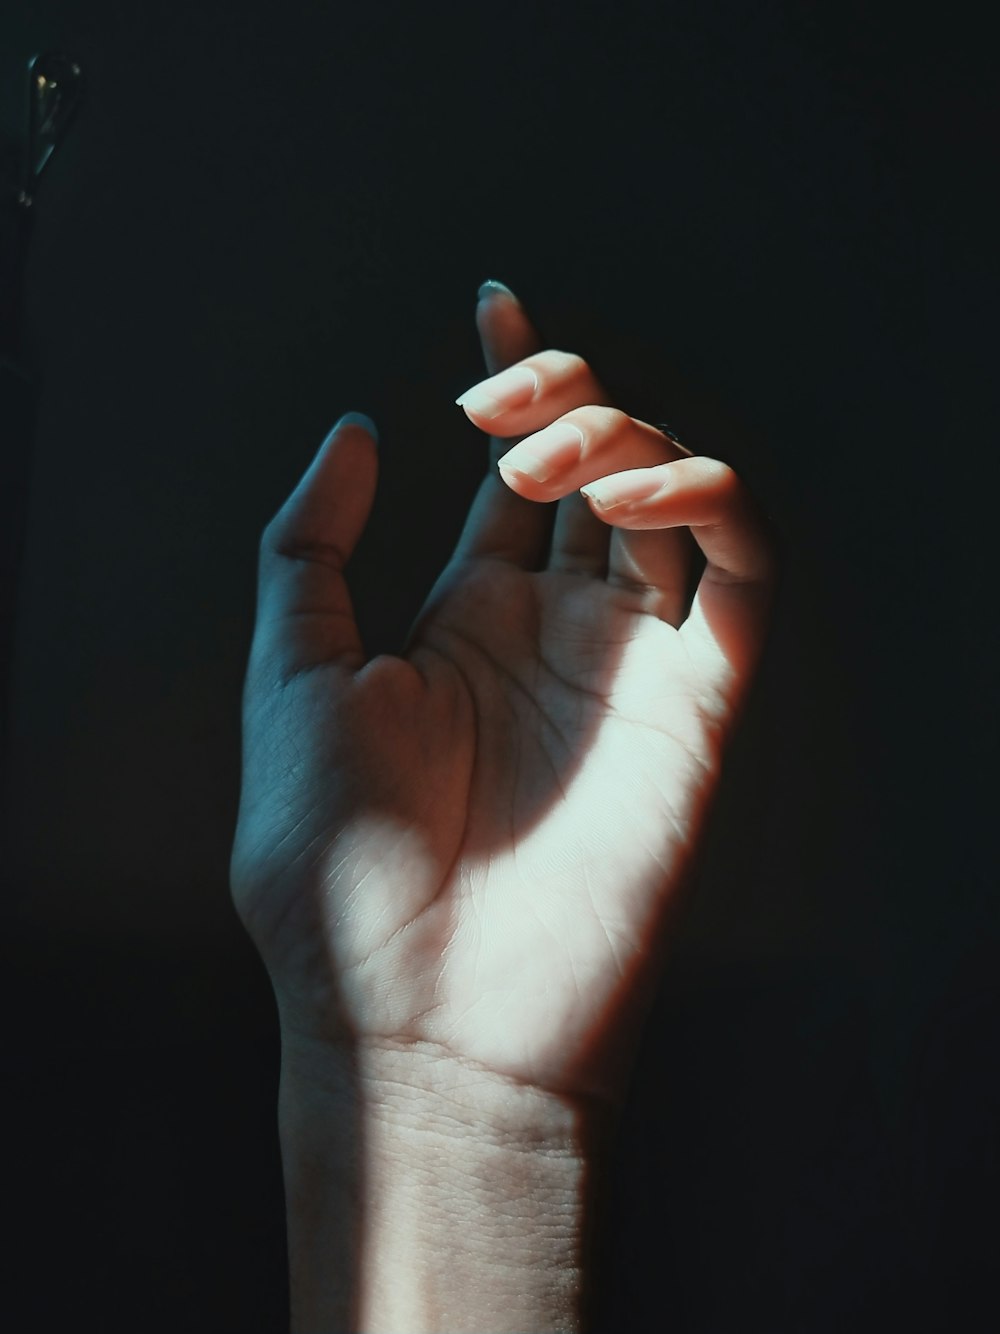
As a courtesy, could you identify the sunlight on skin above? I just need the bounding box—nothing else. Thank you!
[232,281,779,1116]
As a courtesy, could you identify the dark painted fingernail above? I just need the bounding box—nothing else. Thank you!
[477,279,520,303]
[331,411,378,443]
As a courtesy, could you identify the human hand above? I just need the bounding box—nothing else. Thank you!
[230,281,779,1116]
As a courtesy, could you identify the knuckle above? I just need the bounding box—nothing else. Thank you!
[268,533,348,569]
[696,456,741,495]
[543,348,591,380]
[569,404,629,438]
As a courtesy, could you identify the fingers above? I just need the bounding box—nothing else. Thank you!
[447,286,551,569]
[452,347,777,680]
[477,402,695,620]
[251,414,378,685]
[456,346,614,439]
[581,454,776,580]
[475,281,541,378]
[585,453,781,689]
[451,318,626,575]
[548,417,694,595]
[494,405,684,499]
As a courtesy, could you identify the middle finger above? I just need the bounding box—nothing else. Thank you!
[494,400,697,622]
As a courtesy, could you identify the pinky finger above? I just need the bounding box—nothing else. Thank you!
[583,456,781,689]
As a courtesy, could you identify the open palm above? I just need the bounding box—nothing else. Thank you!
[230,284,778,1111]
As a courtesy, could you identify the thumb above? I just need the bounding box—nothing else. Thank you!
[252,412,378,684]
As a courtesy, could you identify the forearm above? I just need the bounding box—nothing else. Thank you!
[279,1034,611,1334]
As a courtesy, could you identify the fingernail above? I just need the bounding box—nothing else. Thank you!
[455,365,538,420]
[331,411,378,443]
[581,469,668,510]
[500,422,584,483]
[477,278,520,303]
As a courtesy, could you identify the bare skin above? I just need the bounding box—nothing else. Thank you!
[230,282,780,1115]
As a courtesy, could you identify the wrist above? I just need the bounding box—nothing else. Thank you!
[278,1031,615,1333]
[279,1027,617,1153]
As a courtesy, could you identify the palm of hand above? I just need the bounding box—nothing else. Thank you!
[402,557,728,1105]
[239,556,728,1106]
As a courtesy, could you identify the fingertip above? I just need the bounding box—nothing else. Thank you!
[472,282,543,376]
[477,278,521,304]
[579,487,619,522]
[496,457,530,492]
[329,411,379,444]
[496,463,560,508]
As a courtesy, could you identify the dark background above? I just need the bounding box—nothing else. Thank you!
[2,2,996,1330]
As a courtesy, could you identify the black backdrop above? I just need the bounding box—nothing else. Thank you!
[2,2,996,1330]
